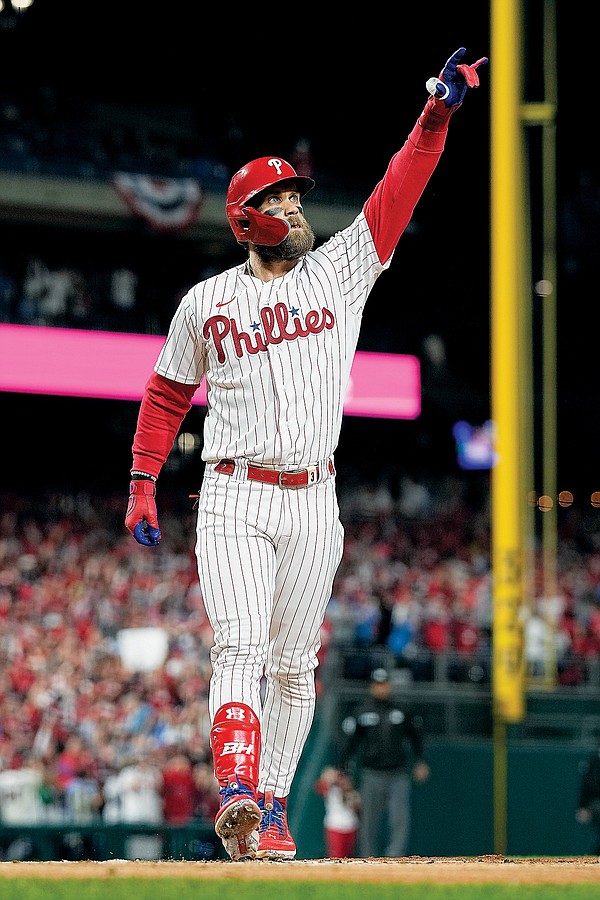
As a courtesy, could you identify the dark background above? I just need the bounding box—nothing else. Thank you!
[0,1,597,501]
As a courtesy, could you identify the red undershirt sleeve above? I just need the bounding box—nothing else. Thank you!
[363,96,456,265]
[131,371,200,478]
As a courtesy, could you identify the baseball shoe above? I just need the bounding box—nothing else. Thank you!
[220,829,259,861]
[214,775,261,860]
[255,791,297,860]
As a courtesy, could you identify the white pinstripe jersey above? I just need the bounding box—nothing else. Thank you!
[154,210,391,468]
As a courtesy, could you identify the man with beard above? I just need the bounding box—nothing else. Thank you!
[124,47,488,861]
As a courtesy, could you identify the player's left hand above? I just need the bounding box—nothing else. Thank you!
[125,479,162,546]
[435,47,488,108]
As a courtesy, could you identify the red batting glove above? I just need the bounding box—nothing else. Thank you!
[125,480,161,546]
[456,58,488,88]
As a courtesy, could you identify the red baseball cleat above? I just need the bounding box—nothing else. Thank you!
[255,791,297,860]
[214,775,261,860]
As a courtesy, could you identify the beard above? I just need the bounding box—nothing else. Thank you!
[254,217,316,261]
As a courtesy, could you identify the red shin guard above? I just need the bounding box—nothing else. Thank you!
[210,702,260,788]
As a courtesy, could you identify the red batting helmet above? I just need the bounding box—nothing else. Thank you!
[226,156,315,246]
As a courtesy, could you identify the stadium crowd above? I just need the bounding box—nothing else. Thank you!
[1,474,600,835]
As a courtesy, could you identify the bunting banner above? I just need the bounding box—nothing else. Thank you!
[112,172,202,233]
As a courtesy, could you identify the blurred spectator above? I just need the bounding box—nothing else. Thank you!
[192,760,220,821]
[314,765,360,859]
[0,755,46,825]
[37,267,73,325]
[387,602,418,660]
[161,751,196,825]
[397,476,433,519]
[115,753,164,825]
[101,765,123,825]
[61,765,103,860]
[55,735,95,794]
[35,758,63,823]
[290,137,314,178]
[63,766,103,824]
[452,610,482,655]
[112,750,165,860]
[421,604,450,654]
[525,608,554,679]
[109,267,138,329]
[17,256,48,324]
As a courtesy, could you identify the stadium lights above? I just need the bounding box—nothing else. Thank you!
[0,0,34,13]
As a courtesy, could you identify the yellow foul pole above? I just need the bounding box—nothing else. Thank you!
[491,0,528,853]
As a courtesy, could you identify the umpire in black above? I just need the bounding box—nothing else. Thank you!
[337,667,430,858]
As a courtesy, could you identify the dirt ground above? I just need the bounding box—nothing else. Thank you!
[0,856,599,884]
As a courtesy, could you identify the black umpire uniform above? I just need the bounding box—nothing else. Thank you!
[337,667,430,858]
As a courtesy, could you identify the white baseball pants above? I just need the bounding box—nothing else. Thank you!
[196,465,344,797]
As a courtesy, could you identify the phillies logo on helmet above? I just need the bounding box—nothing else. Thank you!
[267,158,284,177]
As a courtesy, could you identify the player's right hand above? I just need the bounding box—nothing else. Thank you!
[125,479,162,546]
[437,47,488,107]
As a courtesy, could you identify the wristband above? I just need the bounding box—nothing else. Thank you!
[131,470,157,482]
[426,77,450,100]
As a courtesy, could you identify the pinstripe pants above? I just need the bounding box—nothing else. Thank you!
[196,467,344,797]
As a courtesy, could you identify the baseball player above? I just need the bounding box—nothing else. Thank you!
[124,47,488,861]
